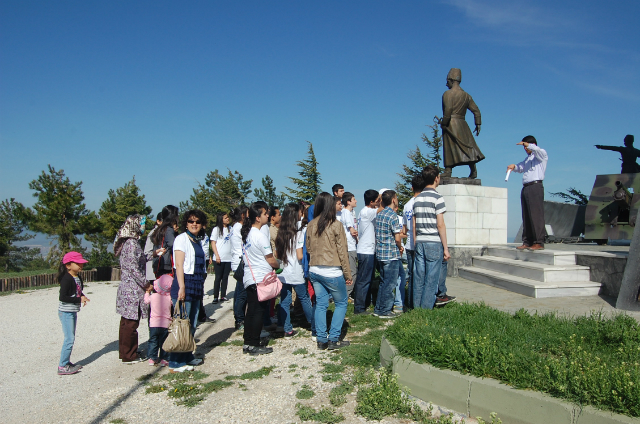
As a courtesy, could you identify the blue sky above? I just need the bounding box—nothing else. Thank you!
[1,0,639,245]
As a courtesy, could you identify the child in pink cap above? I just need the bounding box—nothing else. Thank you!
[57,251,90,375]
[144,274,173,366]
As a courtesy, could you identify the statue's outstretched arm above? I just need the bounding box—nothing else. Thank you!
[595,145,622,152]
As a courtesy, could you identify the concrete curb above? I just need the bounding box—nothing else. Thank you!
[380,337,639,424]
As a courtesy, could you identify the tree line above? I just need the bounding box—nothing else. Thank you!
[1,129,444,273]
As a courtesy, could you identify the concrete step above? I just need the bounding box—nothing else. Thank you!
[459,266,602,298]
[472,255,590,283]
[486,246,577,266]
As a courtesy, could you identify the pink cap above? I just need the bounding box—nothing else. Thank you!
[62,251,88,264]
[154,274,173,296]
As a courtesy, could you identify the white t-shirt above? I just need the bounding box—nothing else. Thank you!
[279,228,306,285]
[403,197,416,250]
[309,265,343,278]
[260,223,270,240]
[230,222,243,270]
[356,207,377,255]
[211,226,232,262]
[340,208,357,252]
[242,227,274,288]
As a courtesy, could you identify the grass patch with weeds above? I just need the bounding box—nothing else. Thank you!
[145,370,233,407]
[145,384,167,394]
[296,385,315,399]
[296,403,344,424]
[225,366,276,381]
[329,380,354,406]
[320,363,345,374]
[109,419,127,424]
[293,347,308,355]
[322,374,341,383]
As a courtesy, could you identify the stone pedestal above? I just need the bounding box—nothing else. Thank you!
[437,184,508,245]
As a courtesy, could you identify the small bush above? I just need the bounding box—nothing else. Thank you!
[355,370,416,421]
[296,403,344,423]
[329,381,354,406]
[296,387,315,399]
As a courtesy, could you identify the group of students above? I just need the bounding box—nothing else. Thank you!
[55,164,455,375]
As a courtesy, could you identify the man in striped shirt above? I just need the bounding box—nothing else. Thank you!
[411,165,452,309]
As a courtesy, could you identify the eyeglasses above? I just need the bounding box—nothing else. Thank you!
[187,220,201,225]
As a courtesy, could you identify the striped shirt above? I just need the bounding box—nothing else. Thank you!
[413,188,446,243]
[58,276,82,312]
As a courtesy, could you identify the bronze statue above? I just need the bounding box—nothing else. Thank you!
[595,135,640,174]
[439,68,484,179]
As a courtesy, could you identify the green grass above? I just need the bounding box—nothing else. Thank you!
[329,381,354,406]
[386,302,640,417]
[296,386,315,399]
[0,269,54,278]
[225,366,276,381]
[296,403,344,423]
[109,419,127,424]
[292,348,308,355]
[0,283,59,296]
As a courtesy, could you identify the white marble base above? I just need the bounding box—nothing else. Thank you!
[437,184,508,245]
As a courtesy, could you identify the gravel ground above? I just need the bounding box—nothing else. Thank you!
[0,276,473,424]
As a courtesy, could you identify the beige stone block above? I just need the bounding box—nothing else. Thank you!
[441,195,456,212]
[492,198,508,213]
[483,213,507,230]
[443,211,455,230]
[446,228,456,244]
[490,229,508,244]
[452,196,477,213]
[478,197,493,213]
[483,187,508,198]
[455,212,482,229]
[456,228,490,244]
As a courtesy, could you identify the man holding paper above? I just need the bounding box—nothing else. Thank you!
[507,135,549,251]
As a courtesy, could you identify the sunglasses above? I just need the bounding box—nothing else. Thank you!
[187,220,201,225]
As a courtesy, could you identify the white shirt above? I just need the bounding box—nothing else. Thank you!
[356,207,377,255]
[260,223,270,240]
[210,226,232,262]
[340,208,357,252]
[403,197,416,250]
[173,233,199,275]
[279,228,306,285]
[514,144,548,184]
[242,227,274,288]
[230,222,243,270]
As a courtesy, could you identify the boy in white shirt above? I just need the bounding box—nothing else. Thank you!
[402,174,425,310]
[354,189,380,314]
[340,192,358,297]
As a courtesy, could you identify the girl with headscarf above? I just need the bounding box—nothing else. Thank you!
[114,214,161,363]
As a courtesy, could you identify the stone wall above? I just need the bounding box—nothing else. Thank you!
[575,252,628,297]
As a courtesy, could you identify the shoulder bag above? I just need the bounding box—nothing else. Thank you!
[162,300,196,353]
[242,244,282,301]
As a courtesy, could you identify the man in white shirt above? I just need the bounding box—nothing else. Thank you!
[340,192,358,297]
[354,189,380,314]
[507,135,549,251]
[402,174,425,310]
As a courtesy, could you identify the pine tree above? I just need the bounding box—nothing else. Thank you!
[286,141,322,202]
[394,118,443,212]
[181,169,252,223]
[550,187,589,205]
[86,176,153,267]
[24,165,101,266]
[0,198,42,271]
[253,175,287,208]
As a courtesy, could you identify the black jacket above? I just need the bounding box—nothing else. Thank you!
[59,272,84,303]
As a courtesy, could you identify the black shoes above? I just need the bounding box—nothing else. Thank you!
[435,295,457,306]
[317,341,328,350]
[328,340,350,350]
[243,345,273,356]
[212,298,219,304]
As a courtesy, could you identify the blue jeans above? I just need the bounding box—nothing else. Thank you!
[406,250,415,309]
[394,262,406,309]
[438,260,448,297]
[354,254,375,313]
[148,327,169,362]
[278,283,315,334]
[375,260,400,316]
[233,276,247,325]
[169,298,199,368]
[58,311,77,367]
[413,242,443,309]
[310,272,348,343]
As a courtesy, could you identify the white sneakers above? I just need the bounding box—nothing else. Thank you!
[169,365,194,373]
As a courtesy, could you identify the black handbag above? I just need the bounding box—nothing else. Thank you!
[233,257,244,281]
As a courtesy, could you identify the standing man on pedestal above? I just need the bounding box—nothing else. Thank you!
[440,68,484,179]
[507,135,549,251]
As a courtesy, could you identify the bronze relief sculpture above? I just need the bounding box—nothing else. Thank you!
[439,68,484,179]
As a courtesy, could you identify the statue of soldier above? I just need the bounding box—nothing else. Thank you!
[595,134,640,174]
[440,68,484,179]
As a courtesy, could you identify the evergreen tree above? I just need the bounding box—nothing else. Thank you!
[394,118,442,212]
[253,175,287,208]
[0,198,42,271]
[286,141,322,202]
[24,165,101,266]
[550,187,589,206]
[181,169,252,223]
[86,176,153,267]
